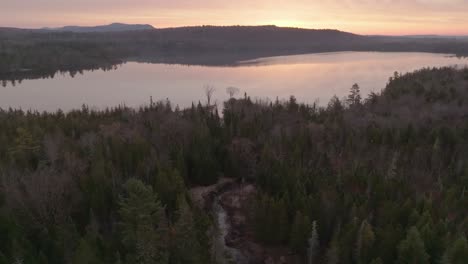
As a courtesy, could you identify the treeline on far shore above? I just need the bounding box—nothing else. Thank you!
[1,26,468,82]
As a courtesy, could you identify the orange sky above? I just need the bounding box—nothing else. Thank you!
[2,0,468,35]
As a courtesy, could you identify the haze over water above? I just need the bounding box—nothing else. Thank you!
[1,52,468,112]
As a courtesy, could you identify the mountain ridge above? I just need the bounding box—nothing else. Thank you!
[41,22,155,32]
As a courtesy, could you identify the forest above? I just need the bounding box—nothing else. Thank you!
[2,26,468,83]
[0,67,468,264]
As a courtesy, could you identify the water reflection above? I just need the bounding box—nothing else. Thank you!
[1,52,467,112]
[1,64,122,88]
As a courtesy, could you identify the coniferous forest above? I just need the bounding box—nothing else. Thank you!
[1,67,468,264]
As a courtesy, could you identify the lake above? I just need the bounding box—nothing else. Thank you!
[1,52,467,112]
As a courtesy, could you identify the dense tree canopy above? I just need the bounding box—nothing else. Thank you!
[0,67,467,263]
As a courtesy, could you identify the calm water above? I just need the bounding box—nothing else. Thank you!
[1,52,467,111]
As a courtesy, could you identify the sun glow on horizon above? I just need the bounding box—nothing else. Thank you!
[2,0,468,36]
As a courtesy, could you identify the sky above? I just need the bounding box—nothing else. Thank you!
[2,0,468,35]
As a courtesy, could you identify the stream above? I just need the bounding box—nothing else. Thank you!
[213,197,249,264]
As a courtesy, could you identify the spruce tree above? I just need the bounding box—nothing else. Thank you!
[170,197,202,264]
[442,236,468,264]
[347,83,362,107]
[355,220,375,264]
[289,211,310,254]
[118,179,168,264]
[396,227,429,264]
[307,221,320,264]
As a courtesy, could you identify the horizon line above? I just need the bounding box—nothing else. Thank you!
[3,23,468,37]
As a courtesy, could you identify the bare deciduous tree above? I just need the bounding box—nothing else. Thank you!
[226,86,240,98]
[204,85,216,105]
[1,168,78,228]
[43,132,65,163]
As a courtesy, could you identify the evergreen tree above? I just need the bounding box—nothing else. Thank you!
[396,227,429,264]
[8,127,40,167]
[417,211,445,263]
[442,236,468,264]
[118,179,168,264]
[369,258,384,264]
[73,237,102,264]
[290,211,310,253]
[307,221,320,264]
[153,168,185,214]
[254,195,271,243]
[355,220,375,264]
[326,234,340,264]
[170,197,202,264]
[347,83,362,107]
[273,197,289,243]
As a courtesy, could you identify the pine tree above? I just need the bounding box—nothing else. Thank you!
[396,227,429,264]
[72,237,102,264]
[153,168,185,214]
[417,211,444,262]
[347,83,362,107]
[118,179,168,264]
[442,236,468,264]
[355,220,375,264]
[289,211,310,253]
[307,221,319,264]
[254,195,271,243]
[8,127,40,167]
[327,95,344,115]
[273,197,289,243]
[170,197,202,264]
[369,258,383,264]
[326,234,340,264]
[386,151,399,180]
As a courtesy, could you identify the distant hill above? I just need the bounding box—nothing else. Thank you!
[42,23,155,32]
[2,24,468,77]
[367,34,468,40]
[397,34,468,40]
